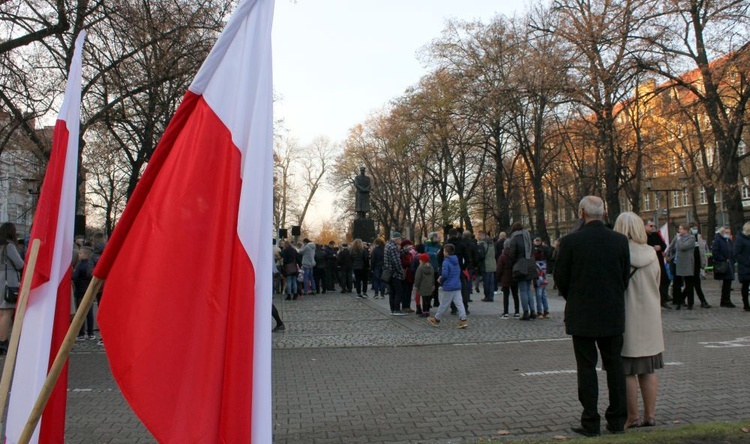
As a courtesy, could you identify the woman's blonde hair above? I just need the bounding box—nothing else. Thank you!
[351,238,363,253]
[743,222,750,236]
[614,212,647,244]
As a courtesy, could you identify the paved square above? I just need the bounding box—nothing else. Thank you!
[2,278,749,443]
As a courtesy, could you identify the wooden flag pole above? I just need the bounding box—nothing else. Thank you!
[16,276,103,444]
[0,239,41,436]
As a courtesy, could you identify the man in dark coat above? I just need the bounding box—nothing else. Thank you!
[337,243,353,293]
[554,196,630,437]
[645,219,671,308]
[324,241,337,291]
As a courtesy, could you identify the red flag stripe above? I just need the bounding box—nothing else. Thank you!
[97,96,255,442]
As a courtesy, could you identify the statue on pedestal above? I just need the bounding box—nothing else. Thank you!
[354,166,370,219]
[352,166,376,243]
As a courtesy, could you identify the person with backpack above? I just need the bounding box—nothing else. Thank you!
[413,252,435,317]
[0,223,23,354]
[508,222,535,320]
[477,230,496,302]
[73,246,97,340]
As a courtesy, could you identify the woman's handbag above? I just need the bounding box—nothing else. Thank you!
[4,285,19,304]
[3,248,20,304]
[713,260,728,274]
[381,268,393,283]
[284,262,298,276]
[511,233,537,281]
[512,257,537,281]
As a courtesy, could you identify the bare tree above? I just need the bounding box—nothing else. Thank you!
[274,135,300,232]
[84,124,128,234]
[639,0,750,232]
[423,17,521,232]
[551,0,658,220]
[0,0,71,155]
[295,136,335,226]
[83,0,231,200]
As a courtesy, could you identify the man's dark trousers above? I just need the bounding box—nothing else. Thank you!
[659,264,671,304]
[572,335,627,434]
[388,278,404,313]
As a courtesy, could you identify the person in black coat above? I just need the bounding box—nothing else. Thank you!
[324,241,337,291]
[712,227,736,307]
[734,222,750,311]
[314,244,327,294]
[281,241,300,300]
[337,243,353,293]
[553,196,630,437]
[645,220,671,308]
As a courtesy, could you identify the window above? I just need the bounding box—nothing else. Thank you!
[673,190,680,208]
[738,140,747,156]
[743,185,750,200]
[644,193,650,211]
[700,186,707,204]
[715,190,722,203]
[682,188,689,207]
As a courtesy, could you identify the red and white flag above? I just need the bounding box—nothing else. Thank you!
[659,223,669,243]
[5,32,86,444]
[93,0,273,442]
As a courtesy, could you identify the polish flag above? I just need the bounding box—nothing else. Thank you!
[659,223,669,243]
[93,0,273,442]
[5,32,86,444]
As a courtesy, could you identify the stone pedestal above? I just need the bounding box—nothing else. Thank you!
[352,218,377,243]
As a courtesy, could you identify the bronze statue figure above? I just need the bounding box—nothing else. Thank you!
[354,166,370,219]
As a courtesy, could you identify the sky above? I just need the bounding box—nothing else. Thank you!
[272,0,532,229]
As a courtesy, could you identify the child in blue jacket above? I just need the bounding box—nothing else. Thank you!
[428,244,468,329]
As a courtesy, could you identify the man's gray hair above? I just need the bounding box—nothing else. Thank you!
[579,196,605,220]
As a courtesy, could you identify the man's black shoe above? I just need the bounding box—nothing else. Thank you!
[570,427,600,437]
[606,424,624,435]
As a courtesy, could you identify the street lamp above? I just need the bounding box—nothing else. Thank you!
[646,177,688,240]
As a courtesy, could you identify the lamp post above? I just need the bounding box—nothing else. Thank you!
[646,177,687,240]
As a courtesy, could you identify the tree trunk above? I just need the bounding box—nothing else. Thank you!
[533,178,549,243]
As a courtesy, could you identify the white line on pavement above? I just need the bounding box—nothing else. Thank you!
[453,338,571,347]
[698,336,750,348]
[521,362,684,377]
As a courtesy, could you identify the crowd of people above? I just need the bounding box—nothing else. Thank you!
[0,223,107,353]
[271,225,561,326]
[271,196,750,435]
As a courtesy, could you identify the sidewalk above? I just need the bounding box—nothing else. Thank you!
[271,278,750,443]
[2,277,747,443]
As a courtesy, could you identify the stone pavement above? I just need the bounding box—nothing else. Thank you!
[271,279,750,443]
[2,278,750,443]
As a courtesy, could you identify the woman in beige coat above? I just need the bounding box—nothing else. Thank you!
[614,212,665,429]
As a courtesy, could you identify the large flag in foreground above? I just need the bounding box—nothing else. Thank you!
[94,0,274,442]
[5,32,86,444]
